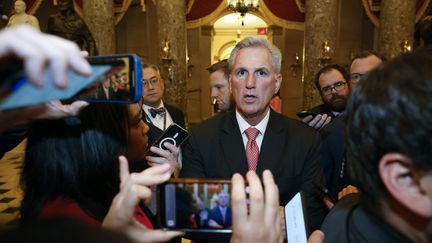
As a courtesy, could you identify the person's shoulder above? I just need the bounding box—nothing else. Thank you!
[321,193,360,240]
[165,103,183,113]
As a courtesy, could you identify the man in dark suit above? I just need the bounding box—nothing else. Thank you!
[181,37,327,230]
[208,191,232,228]
[320,51,384,202]
[141,63,185,149]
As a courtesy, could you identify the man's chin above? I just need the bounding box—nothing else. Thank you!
[329,99,347,112]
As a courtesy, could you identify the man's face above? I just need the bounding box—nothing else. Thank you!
[142,67,164,107]
[14,1,25,14]
[350,55,382,85]
[218,191,229,208]
[210,70,231,111]
[230,47,281,124]
[318,69,350,112]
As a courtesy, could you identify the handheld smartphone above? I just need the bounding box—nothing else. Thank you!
[285,191,309,243]
[157,178,232,234]
[296,111,318,119]
[0,54,142,111]
[145,123,188,156]
[76,54,142,103]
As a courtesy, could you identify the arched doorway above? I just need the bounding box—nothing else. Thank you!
[212,13,268,63]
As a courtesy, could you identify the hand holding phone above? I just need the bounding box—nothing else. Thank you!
[296,111,318,119]
[0,54,142,111]
[145,123,188,157]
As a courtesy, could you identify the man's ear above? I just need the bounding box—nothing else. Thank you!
[274,74,282,94]
[379,153,432,217]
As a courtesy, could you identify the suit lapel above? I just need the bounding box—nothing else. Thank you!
[256,110,286,175]
[220,112,249,175]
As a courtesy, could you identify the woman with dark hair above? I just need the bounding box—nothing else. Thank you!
[19,102,179,230]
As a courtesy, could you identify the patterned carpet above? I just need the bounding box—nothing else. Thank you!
[0,140,25,227]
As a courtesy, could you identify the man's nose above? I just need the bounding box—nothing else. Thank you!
[246,74,256,88]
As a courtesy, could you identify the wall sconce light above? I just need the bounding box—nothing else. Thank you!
[187,55,194,78]
[401,40,412,53]
[290,52,301,77]
[160,38,175,84]
[318,41,332,66]
[161,39,170,60]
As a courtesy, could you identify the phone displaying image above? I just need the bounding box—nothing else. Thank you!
[0,54,142,111]
[158,178,232,234]
[76,54,142,103]
[145,123,188,156]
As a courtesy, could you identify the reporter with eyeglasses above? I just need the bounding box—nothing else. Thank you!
[300,64,350,130]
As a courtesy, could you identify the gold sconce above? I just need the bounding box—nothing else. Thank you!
[290,52,301,77]
[160,38,175,84]
[318,41,332,66]
[161,39,171,60]
[401,40,412,53]
[187,55,194,78]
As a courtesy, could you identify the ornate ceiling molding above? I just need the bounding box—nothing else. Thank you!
[260,0,304,30]
[186,0,195,14]
[362,0,430,27]
[186,0,226,29]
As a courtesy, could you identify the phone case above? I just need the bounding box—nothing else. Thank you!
[145,123,188,156]
[157,178,232,235]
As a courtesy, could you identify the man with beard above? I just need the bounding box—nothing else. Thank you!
[302,64,350,130]
[320,52,384,204]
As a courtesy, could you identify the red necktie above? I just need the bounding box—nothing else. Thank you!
[245,127,260,171]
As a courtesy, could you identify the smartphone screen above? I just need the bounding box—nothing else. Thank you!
[0,54,142,111]
[76,54,142,103]
[0,65,111,111]
[158,178,232,234]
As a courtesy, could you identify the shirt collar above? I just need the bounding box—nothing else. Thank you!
[236,108,270,136]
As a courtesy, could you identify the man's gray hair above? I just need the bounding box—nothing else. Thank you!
[142,63,161,76]
[228,37,282,73]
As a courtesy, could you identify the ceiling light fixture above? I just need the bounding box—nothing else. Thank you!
[226,0,259,26]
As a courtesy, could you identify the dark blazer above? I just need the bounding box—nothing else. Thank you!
[308,103,336,118]
[319,114,351,200]
[208,207,232,228]
[321,193,413,243]
[180,110,327,230]
[165,103,186,129]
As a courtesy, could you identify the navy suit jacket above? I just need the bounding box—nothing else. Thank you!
[180,109,327,230]
[208,207,232,228]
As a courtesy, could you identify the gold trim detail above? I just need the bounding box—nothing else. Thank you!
[186,1,227,29]
[28,0,43,15]
[259,0,304,30]
[186,0,195,14]
[294,0,305,13]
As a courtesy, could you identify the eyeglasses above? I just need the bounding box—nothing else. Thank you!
[320,81,347,96]
[142,77,159,87]
[349,73,365,84]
